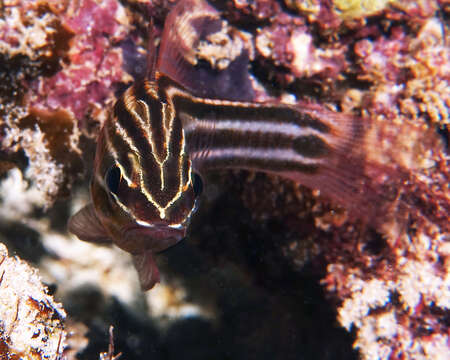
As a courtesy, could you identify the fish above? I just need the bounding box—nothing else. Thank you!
[68,0,403,290]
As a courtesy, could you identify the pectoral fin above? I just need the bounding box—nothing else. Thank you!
[68,203,112,244]
[132,251,160,291]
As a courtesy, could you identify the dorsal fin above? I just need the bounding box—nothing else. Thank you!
[146,17,158,81]
[156,0,254,101]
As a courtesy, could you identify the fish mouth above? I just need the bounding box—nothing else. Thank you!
[121,224,186,253]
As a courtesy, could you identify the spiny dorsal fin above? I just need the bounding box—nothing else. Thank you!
[146,17,158,81]
[156,0,254,101]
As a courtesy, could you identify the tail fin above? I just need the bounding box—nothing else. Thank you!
[297,103,449,228]
[277,102,414,224]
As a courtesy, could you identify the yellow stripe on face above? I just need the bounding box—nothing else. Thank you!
[110,84,190,220]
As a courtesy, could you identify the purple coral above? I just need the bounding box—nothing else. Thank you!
[28,0,132,129]
[1,0,135,203]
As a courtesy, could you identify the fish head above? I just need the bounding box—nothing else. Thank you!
[89,85,203,255]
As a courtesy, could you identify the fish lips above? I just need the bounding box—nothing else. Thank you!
[121,223,186,253]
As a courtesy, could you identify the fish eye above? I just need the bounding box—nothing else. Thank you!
[192,172,203,197]
[105,164,122,195]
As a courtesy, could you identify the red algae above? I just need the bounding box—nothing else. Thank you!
[204,1,449,358]
[228,0,283,21]
[0,0,448,359]
[28,0,132,131]
[1,0,134,204]
[315,12,448,360]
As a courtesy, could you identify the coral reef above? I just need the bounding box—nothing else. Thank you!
[255,15,348,87]
[284,0,440,27]
[1,0,133,205]
[320,202,450,359]
[27,0,132,127]
[0,0,448,359]
[213,1,450,359]
[0,243,67,359]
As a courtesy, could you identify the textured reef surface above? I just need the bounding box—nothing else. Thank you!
[0,0,448,359]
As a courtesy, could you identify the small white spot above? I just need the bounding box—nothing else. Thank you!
[136,219,155,228]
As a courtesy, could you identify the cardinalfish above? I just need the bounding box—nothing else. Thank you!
[69,0,402,290]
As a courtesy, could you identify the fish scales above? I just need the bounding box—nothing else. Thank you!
[69,0,403,290]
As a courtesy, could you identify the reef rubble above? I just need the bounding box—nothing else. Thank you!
[0,0,448,359]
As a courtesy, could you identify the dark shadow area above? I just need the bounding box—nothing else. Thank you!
[67,286,164,360]
[65,171,358,360]
[152,176,358,360]
[0,220,48,264]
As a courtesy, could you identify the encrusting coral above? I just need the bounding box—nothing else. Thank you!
[0,243,67,359]
[0,0,448,359]
[1,0,132,205]
[221,1,449,359]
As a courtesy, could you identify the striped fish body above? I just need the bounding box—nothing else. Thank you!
[69,0,398,290]
[70,71,386,290]
[69,78,201,290]
[92,80,197,254]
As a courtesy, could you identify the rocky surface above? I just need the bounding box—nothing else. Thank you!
[0,0,448,359]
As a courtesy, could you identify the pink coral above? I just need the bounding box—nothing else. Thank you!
[1,0,134,204]
[321,209,450,360]
[317,15,449,358]
[28,0,132,129]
